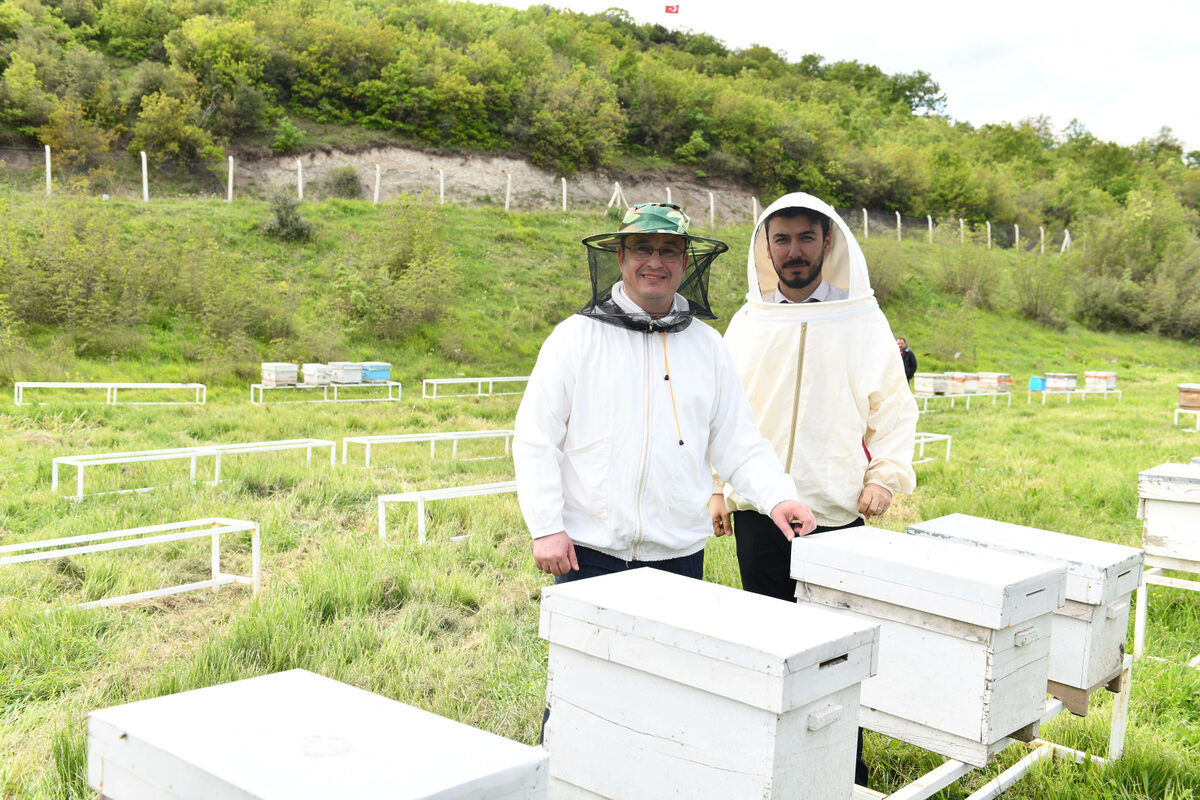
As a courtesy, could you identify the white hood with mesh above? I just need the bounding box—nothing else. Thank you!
[719,193,918,526]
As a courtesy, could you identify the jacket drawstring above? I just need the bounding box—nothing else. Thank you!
[660,332,685,445]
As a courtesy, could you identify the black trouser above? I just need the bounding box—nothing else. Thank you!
[733,511,869,786]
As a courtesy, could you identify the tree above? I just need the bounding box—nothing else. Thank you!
[37,97,115,164]
[128,91,222,162]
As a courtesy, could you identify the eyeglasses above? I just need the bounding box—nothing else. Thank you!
[628,245,684,263]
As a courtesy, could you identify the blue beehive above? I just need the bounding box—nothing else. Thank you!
[361,362,391,382]
[1028,376,1046,391]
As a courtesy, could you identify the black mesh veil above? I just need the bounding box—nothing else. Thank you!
[577,234,728,332]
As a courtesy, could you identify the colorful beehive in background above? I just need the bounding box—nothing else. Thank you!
[1179,384,1200,409]
[946,372,979,394]
[906,514,1143,715]
[914,373,945,395]
[301,363,331,386]
[88,669,548,800]
[792,528,1066,767]
[1045,372,1077,391]
[326,362,363,384]
[360,362,391,382]
[1085,371,1118,391]
[260,362,297,387]
[540,569,879,799]
[977,372,1013,393]
[1137,463,1200,567]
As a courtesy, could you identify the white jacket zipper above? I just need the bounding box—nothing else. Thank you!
[783,321,808,472]
[632,333,653,559]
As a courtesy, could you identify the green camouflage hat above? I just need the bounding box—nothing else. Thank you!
[582,203,727,256]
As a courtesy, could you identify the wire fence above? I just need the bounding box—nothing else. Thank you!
[0,146,1072,253]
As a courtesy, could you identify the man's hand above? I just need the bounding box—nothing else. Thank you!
[769,500,816,542]
[858,484,893,520]
[710,493,732,536]
[533,531,579,577]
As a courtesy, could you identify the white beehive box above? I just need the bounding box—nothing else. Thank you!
[301,363,331,386]
[977,372,1000,392]
[945,372,966,394]
[905,514,1143,713]
[540,569,879,800]
[88,669,548,800]
[260,362,297,387]
[1137,463,1200,567]
[326,362,363,384]
[914,373,943,395]
[791,528,1066,767]
[1085,371,1117,391]
[1045,372,1077,391]
[1179,384,1200,409]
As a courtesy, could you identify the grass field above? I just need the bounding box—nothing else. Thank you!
[1,196,1199,798]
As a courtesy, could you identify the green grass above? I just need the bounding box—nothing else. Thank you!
[1,196,1200,798]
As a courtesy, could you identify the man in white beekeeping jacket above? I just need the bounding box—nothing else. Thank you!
[514,202,817,583]
[711,193,918,599]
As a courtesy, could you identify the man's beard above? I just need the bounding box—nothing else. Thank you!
[774,253,823,290]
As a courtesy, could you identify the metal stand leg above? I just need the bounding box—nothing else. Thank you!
[1134,569,1154,659]
[1108,655,1133,760]
[210,523,221,593]
[417,498,427,545]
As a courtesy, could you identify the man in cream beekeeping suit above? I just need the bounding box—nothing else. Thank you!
[711,193,918,601]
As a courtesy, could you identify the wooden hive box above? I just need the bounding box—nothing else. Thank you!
[1085,371,1117,391]
[914,373,943,395]
[1045,372,1077,391]
[301,363,330,386]
[326,362,363,384]
[540,569,879,800]
[905,514,1143,714]
[1137,463,1200,567]
[360,362,391,382]
[977,372,1001,393]
[791,528,1066,767]
[1178,384,1200,409]
[88,669,548,800]
[945,372,966,395]
[260,362,297,387]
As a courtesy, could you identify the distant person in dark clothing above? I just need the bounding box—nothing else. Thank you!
[897,337,917,383]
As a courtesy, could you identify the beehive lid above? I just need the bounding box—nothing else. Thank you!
[361,361,390,368]
[1138,462,1200,500]
[791,528,1065,629]
[1085,371,1116,377]
[261,362,297,370]
[540,569,878,706]
[1180,384,1200,391]
[1046,372,1076,377]
[88,670,546,800]
[906,514,1143,605]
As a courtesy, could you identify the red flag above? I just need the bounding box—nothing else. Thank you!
[665,4,679,12]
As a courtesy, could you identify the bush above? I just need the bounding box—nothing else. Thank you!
[1009,252,1069,328]
[327,166,362,199]
[263,190,313,242]
[270,116,305,155]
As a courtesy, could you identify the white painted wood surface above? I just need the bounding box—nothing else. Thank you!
[1137,463,1200,563]
[378,481,517,543]
[88,669,548,800]
[14,382,207,406]
[792,528,1065,767]
[260,363,297,386]
[905,514,1142,693]
[541,569,879,799]
[790,528,1065,629]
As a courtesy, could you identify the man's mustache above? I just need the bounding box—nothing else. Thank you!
[781,258,812,268]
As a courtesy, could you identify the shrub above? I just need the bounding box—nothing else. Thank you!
[271,117,305,154]
[327,166,362,199]
[1009,252,1070,328]
[263,190,313,241]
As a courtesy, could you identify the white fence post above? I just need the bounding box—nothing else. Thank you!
[1061,229,1072,254]
[895,211,901,242]
[666,187,672,204]
[862,208,868,239]
[141,151,149,202]
[986,220,992,249]
[1014,224,1020,250]
[561,177,566,212]
[709,191,715,228]
[373,164,380,205]
[226,156,234,202]
[927,214,933,244]
[959,218,964,243]
[44,145,51,196]
[504,172,512,212]
[296,159,303,200]
[752,197,759,222]
[439,169,445,204]
[1039,226,1045,255]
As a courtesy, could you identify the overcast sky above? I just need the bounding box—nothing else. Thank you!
[488,0,1199,154]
